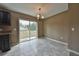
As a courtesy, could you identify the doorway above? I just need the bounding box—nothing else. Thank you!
[19,19,38,43]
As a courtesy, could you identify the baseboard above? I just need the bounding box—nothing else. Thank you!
[45,37,68,46]
[45,37,79,56]
[67,49,79,56]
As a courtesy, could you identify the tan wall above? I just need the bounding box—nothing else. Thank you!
[68,4,79,53]
[44,3,79,54]
[44,6,69,43]
[38,20,44,37]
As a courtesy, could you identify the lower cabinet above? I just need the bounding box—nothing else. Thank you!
[0,34,10,52]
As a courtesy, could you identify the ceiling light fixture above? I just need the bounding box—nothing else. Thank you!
[37,8,44,19]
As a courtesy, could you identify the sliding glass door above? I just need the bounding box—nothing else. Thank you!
[19,20,30,42]
[29,21,38,39]
[19,19,37,42]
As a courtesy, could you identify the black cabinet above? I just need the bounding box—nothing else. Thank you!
[0,11,11,26]
[0,34,10,52]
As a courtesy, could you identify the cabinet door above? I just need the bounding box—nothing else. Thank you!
[2,11,10,25]
[0,35,10,52]
[0,11,2,25]
[2,35,10,52]
[0,36,2,50]
[2,38,10,51]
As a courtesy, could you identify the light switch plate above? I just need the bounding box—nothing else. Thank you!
[72,27,75,31]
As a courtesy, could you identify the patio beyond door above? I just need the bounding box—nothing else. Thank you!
[19,19,38,42]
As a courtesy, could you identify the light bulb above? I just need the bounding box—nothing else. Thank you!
[37,14,40,17]
[41,16,44,19]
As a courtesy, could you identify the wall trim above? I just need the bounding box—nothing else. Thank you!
[67,49,79,56]
[45,37,68,46]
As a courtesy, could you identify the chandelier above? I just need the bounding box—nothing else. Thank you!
[37,8,44,19]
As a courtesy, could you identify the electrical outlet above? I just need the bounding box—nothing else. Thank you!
[60,37,63,39]
[13,28,16,31]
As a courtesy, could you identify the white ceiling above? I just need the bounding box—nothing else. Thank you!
[0,3,68,18]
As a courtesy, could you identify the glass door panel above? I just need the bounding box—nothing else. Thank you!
[29,21,37,39]
[19,20,30,42]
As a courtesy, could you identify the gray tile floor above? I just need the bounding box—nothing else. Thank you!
[0,38,69,56]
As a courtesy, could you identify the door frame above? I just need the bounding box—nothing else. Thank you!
[18,18,38,43]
